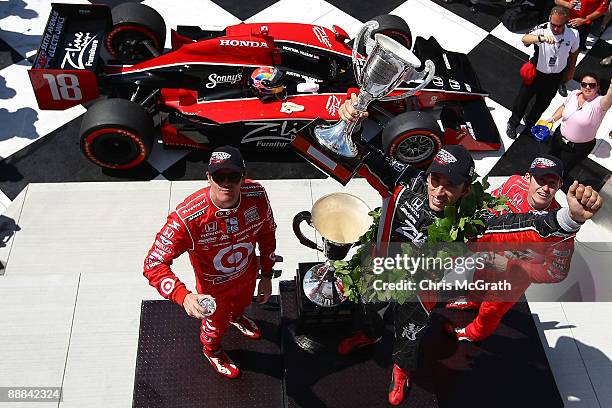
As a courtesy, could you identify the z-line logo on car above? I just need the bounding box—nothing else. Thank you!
[219,39,268,47]
[312,26,332,48]
[206,73,243,89]
[326,95,342,116]
[241,121,305,147]
[61,32,99,70]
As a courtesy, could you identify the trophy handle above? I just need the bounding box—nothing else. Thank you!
[379,59,436,101]
[352,20,379,87]
[292,211,323,251]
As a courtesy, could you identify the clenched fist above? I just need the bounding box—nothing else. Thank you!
[567,181,604,223]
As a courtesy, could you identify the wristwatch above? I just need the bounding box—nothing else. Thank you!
[538,35,543,43]
[260,270,274,279]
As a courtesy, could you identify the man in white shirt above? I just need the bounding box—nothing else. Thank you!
[507,6,580,139]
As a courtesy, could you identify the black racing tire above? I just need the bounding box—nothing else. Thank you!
[369,14,412,50]
[80,99,154,170]
[382,111,443,168]
[105,3,166,64]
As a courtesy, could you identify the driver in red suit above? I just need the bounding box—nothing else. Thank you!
[447,154,575,342]
[143,145,277,379]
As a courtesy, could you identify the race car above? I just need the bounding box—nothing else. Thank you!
[28,2,501,170]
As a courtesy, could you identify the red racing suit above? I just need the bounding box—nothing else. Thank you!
[465,175,575,340]
[143,180,277,350]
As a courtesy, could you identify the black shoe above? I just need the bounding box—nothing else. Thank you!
[558,83,568,97]
[506,123,518,139]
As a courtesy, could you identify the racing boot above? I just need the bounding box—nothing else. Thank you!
[202,347,241,379]
[445,296,480,311]
[337,330,381,355]
[388,364,411,406]
[230,314,261,340]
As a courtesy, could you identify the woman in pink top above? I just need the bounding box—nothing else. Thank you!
[547,72,612,177]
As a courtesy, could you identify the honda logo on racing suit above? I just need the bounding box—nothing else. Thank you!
[219,39,268,47]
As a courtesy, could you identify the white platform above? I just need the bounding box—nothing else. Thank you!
[1,179,611,407]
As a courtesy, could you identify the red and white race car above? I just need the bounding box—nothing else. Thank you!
[28,2,501,170]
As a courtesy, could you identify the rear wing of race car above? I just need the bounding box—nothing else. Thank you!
[412,36,487,95]
[28,3,112,110]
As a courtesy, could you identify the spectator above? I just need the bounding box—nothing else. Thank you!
[595,0,611,35]
[507,6,580,140]
[555,0,610,50]
[546,73,612,180]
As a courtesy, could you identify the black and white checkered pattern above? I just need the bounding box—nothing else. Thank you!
[0,0,610,208]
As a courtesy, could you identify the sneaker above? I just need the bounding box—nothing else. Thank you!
[337,330,381,355]
[454,327,475,342]
[558,83,568,97]
[445,296,480,311]
[230,315,261,340]
[202,347,241,379]
[388,364,411,406]
[506,123,518,139]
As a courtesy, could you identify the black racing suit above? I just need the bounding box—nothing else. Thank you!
[358,167,578,372]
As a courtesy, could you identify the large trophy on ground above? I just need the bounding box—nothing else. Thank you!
[293,193,372,307]
[314,21,436,157]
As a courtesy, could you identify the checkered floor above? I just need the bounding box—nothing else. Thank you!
[0,0,611,206]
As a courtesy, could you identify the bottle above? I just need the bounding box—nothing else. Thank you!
[198,296,217,317]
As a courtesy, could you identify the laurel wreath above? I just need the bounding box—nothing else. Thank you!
[334,176,508,303]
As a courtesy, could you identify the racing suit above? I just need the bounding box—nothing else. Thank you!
[361,169,578,372]
[143,180,277,351]
[464,175,575,340]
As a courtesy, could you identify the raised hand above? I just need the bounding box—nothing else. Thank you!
[567,181,604,223]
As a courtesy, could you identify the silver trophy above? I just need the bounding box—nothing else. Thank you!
[315,21,436,157]
[293,193,372,307]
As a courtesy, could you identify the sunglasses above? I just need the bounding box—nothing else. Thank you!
[211,172,243,184]
[581,82,597,89]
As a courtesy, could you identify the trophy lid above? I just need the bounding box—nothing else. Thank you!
[311,193,372,244]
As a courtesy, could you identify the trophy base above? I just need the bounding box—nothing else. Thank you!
[293,262,354,354]
[302,263,347,307]
[292,119,368,185]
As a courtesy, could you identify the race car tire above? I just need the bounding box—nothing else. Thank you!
[369,14,413,50]
[80,99,154,170]
[382,111,443,168]
[106,3,166,63]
